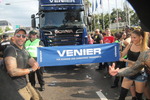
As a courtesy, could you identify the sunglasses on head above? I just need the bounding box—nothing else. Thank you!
[15,34,26,38]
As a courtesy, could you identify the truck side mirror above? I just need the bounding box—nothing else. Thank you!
[31,14,36,28]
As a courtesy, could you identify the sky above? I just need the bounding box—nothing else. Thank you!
[0,0,38,29]
[90,0,133,14]
[0,0,133,30]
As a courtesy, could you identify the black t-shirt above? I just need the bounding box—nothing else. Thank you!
[94,34,103,44]
[127,49,140,61]
[3,43,31,90]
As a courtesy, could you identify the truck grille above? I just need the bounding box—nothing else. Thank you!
[43,29,83,46]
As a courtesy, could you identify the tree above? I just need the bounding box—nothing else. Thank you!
[91,7,139,31]
[130,11,139,26]
[0,28,3,33]
[5,27,11,32]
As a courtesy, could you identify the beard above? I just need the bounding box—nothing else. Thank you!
[14,40,25,48]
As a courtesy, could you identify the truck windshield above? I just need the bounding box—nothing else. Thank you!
[40,11,84,28]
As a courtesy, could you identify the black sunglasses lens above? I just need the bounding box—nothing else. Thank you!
[16,34,21,38]
[22,35,26,38]
[16,34,26,38]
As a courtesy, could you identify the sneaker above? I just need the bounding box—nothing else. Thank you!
[40,85,45,91]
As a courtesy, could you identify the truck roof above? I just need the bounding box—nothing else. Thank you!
[40,0,82,5]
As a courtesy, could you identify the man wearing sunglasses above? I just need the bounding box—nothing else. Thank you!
[0,34,12,59]
[25,30,45,91]
[3,29,43,100]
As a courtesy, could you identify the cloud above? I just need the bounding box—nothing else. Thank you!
[0,0,133,29]
[0,0,38,29]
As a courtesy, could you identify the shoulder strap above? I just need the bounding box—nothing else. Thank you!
[9,45,18,57]
[126,43,132,51]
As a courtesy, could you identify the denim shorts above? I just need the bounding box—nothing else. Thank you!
[125,72,147,82]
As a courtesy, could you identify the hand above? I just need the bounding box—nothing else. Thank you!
[119,58,125,62]
[38,45,43,47]
[32,63,39,71]
[109,63,119,76]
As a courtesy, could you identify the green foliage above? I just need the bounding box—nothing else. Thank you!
[111,29,123,35]
[0,27,3,33]
[5,26,11,32]
[91,7,139,32]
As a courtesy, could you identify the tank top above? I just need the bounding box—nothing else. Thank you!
[127,48,142,79]
[127,49,140,61]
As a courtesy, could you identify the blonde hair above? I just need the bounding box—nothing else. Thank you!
[142,31,149,51]
[132,29,148,52]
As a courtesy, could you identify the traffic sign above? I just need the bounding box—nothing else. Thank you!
[15,25,20,29]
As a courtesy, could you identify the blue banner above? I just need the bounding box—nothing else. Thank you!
[37,43,120,67]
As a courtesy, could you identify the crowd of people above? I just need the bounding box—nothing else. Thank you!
[0,27,150,100]
[88,27,150,100]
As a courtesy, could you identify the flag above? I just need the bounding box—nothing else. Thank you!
[100,0,103,8]
[95,0,98,10]
[92,0,95,13]
[100,0,102,5]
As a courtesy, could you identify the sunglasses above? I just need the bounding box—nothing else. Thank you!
[15,34,26,38]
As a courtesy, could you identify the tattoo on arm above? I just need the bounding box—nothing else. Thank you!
[28,58,38,67]
[142,50,150,65]
[117,51,147,76]
[5,57,30,77]
[5,57,18,76]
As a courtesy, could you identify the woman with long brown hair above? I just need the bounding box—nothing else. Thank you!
[118,29,149,100]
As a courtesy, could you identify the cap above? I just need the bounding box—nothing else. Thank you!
[3,34,9,38]
[14,28,26,35]
[29,30,38,35]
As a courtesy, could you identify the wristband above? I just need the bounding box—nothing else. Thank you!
[29,68,34,73]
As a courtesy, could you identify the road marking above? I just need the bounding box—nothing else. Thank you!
[96,91,108,100]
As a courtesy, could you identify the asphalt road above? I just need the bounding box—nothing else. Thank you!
[35,63,132,100]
